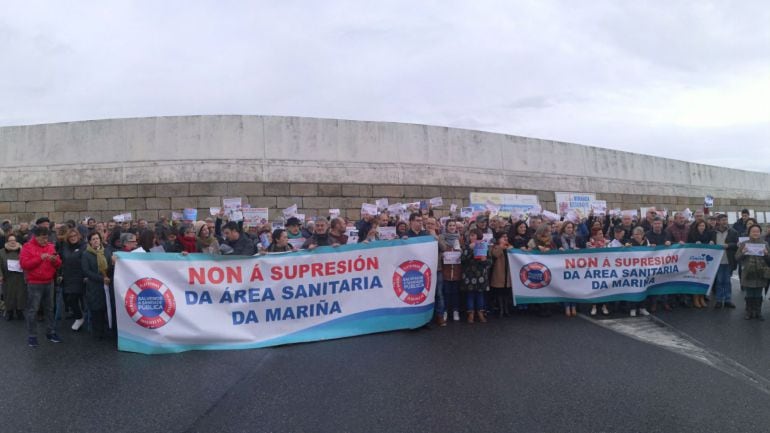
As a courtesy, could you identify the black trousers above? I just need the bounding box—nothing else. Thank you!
[64,293,83,320]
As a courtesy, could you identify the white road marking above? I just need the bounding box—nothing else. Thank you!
[584,315,770,396]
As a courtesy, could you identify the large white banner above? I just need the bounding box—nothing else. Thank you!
[114,237,437,354]
[508,245,724,304]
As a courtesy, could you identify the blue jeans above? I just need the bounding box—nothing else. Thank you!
[434,271,445,315]
[466,291,485,311]
[443,280,461,313]
[715,264,733,302]
[26,282,56,337]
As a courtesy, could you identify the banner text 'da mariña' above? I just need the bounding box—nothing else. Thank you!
[563,252,680,289]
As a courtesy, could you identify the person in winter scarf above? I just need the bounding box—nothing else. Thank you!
[0,234,26,320]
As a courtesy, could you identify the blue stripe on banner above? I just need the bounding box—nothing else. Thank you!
[115,236,436,261]
[118,304,434,355]
[514,282,710,304]
[508,243,724,256]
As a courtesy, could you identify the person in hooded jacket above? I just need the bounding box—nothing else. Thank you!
[59,228,87,331]
[0,234,26,320]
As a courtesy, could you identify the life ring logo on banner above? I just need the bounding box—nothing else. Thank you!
[519,262,551,289]
[392,260,432,305]
[688,254,713,275]
[125,277,176,329]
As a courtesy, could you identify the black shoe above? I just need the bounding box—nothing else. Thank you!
[725,302,737,309]
[4,311,12,321]
[714,302,723,309]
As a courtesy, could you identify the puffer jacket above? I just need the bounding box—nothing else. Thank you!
[20,237,61,284]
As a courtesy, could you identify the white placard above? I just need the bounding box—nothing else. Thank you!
[361,203,378,216]
[376,198,389,211]
[460,207,474,218]
[590,200,607,216]
[288,238,306,250]
[744,243,766,256]
[282,204,298,218]
[7,259,21,272]
[329,209,341,218]
[430,197,443,207]
[442,251,461,265]
[542,210,560,222]
[209,207,221,216]
[223,197,242,210]
[450,204,457,213]
[377,226,397,240]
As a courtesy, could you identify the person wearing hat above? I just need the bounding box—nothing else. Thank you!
[195,221,220,254]
[285,217,304,239]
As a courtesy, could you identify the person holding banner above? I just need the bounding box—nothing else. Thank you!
[687,220,714,309]
[221,222,256,256]
[267,229,295,253]
[586,227,610,316]
[489,233,512,318]
[439,220,464,322]
[627,227,651,316]
[82,232,113,340]
[178,225,199,253]
[527,225,559,317]
[711,214,739,309]
[195,221,220,255]
[302,217,337,249]
[508,220,530,249]
[735,225,770,320]
[395,221,408,239]
[329,218,350,245]
[462,229,491,323]
[557,222,582,317]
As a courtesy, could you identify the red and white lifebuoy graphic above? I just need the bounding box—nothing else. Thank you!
[519,262,552,289]
[392,260,432,305]
[125,277,176,329]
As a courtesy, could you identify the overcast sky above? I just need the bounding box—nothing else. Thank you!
[2,1,768,172]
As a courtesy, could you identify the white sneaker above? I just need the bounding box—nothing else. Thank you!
[590,305,597,316]
[630,309,637,317]
[639,308,650,316]
[601,305,610,315]
[443,312,448,321]
[71,318,85,331]
[452,311,460,321]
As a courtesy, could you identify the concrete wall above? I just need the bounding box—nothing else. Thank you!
[0,115,768,223]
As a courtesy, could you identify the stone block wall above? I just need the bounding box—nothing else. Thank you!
[0,182,766,225]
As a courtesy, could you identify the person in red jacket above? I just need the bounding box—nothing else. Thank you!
[20,225,62,347]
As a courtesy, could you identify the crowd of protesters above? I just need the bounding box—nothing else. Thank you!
[1,203,769,348]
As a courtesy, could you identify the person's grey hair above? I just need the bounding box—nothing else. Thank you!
[120,232,136,244]
[632,227,645,235]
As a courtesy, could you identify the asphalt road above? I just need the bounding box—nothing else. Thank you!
[2,281,770,433]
